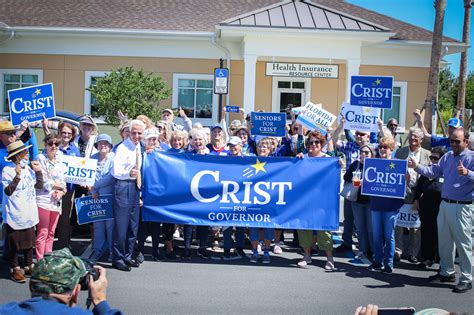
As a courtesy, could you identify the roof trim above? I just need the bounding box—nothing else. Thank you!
[220,0,391,32]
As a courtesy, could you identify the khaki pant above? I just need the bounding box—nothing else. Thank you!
[437,201,473,283]
[298,230,333,251]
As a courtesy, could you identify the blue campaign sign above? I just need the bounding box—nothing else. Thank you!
[8,83,56,126]
[350,76,393,109]
[142,152,341,230]
[214,68,229,94]
[225,105,240,113]
[361,158,407,199]
[75,195,114,225]
[250,112,286,137]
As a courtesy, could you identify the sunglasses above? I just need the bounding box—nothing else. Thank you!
[449,139,461,145]
[3,131,16,136]
[47,141,59,147]
[360,150,371,155]
[429,155,440,161]
[355,133,368,137]
[309,140,321,145]
[379,145,389,150]
[388,124,398,128]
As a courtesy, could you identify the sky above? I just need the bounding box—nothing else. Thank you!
[347,0,473,75]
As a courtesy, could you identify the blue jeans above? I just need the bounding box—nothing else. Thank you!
[371,210,398,268]
[93,219,114,257]
[183,225,208,249]
[249,228,274,242]
[342,199,354,246]
[112,180,140,263]
[351,202,372,254]
[223,227,245,250]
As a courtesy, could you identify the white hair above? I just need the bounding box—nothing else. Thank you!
[129,119,145,131]
[189,128,209,145]
[408,126,424,139]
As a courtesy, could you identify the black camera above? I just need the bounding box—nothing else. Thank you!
[79,259,100,290]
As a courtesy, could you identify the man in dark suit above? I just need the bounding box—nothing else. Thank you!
[394,126,431,263]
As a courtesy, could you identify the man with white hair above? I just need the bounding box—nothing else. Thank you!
[162,108,192,132]
[110,119,145,271]
[394,126,430,263]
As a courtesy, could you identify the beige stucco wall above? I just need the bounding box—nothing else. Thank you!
[1,53,429,127]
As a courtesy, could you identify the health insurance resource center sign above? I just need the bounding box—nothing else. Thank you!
[266,62,339,78]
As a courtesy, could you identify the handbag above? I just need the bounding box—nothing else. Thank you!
[340,181,359,201]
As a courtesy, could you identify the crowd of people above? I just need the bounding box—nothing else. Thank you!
[0,106,472,295]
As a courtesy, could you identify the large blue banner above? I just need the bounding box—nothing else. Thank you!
[142,152,341,230]
[361,158,407,199]
[8,83,56,126]
[350,76,393,109]
[251,112,286,137]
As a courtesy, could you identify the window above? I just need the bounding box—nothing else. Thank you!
[382,81,407,130]
[84,71,109,116]
[0,69,43,114]
[172,74,218,124]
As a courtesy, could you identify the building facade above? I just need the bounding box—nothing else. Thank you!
[0,0,467,130]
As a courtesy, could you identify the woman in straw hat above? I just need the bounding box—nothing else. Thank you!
[2,140,43,283]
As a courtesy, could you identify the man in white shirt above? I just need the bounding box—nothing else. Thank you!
[110,119,145,271]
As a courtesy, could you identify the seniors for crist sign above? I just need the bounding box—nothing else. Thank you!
[296,102,336,135]
[250,112,286,137]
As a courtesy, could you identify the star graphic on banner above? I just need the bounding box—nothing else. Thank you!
[251,159,267,175]
[389,162,395,169]
[364,107,371,113]
[35,88,41,95]
[375,79,381,85]
[80,160,87,165]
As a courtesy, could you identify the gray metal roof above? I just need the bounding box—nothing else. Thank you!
[220,0,389,32]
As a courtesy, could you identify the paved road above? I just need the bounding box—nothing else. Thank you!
[1,233,472,315]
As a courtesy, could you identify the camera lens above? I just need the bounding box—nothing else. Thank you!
[79,259,99,290]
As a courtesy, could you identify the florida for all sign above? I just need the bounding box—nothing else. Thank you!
[75,195,113,225]
[339,102,381,133]
[8,83,56,126]
[142,152,341,230]
[296,102,336,135]
[250,112,286,137]
[361,158,407,199]
[59,155,97,186]
[350,76,393,109]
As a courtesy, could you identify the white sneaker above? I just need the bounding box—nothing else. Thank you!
[145,236,152,243]
[173,229,180,239]
[273,244,283,254]
[355,252,367,260]
[325,260,335,271]
[257,243,263,255]
[297,255,312,268]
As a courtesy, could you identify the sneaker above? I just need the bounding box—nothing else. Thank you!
[24,265,34,277]
[173,229,180,239]
[236,248,246,257]
[408,255,418,264]
[273,244,283,254]
[197,248,210,259]
[367,263,384,272]
[428,273,456,283]
[453,281,472,293]
[257,242,263,255]
[11,268,26,283]
[182,249,191,260]
[383,265,393,274]
[324,260,335,271]
[223,249,232,260]
[355,252,367,260]
[297,255,312,268]
[394,252,401,262]
[145,236,152,243]
[262,252,271,264]
[250,252,259,263]
[212,240,219,251]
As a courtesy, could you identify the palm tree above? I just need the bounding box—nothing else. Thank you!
[456,0,472,129]
[424,0,446,134]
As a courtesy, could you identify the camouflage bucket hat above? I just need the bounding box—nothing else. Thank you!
[30,248,87,294]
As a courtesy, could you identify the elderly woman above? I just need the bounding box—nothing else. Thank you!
[343,143,375,260]
[35,134,67,261]
[182,129,210,259]
[169,130,188,153]
[413,147,446,268]
[89,134,115,261]
[2,141,43,283]
[207,124,228,155]
[296,131,337,270]
[367,136,404,274]
[156,120,171,150]
[54,121,81,249]
[248,138,275,264]
[234,127,256,155]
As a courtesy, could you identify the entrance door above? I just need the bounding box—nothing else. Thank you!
[272,78,311,117]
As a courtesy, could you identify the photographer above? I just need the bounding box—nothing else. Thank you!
[0,248,122,314]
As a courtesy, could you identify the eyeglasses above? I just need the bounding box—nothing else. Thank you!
[449,139,461,145]
[379,145,389,150]
[355,132,368,137]
[360,150,371,155]
[309,140,321,145]
[3,131,16,136]
[388,124,398,128]
[47,141,59,147]
[429,155,440,161]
